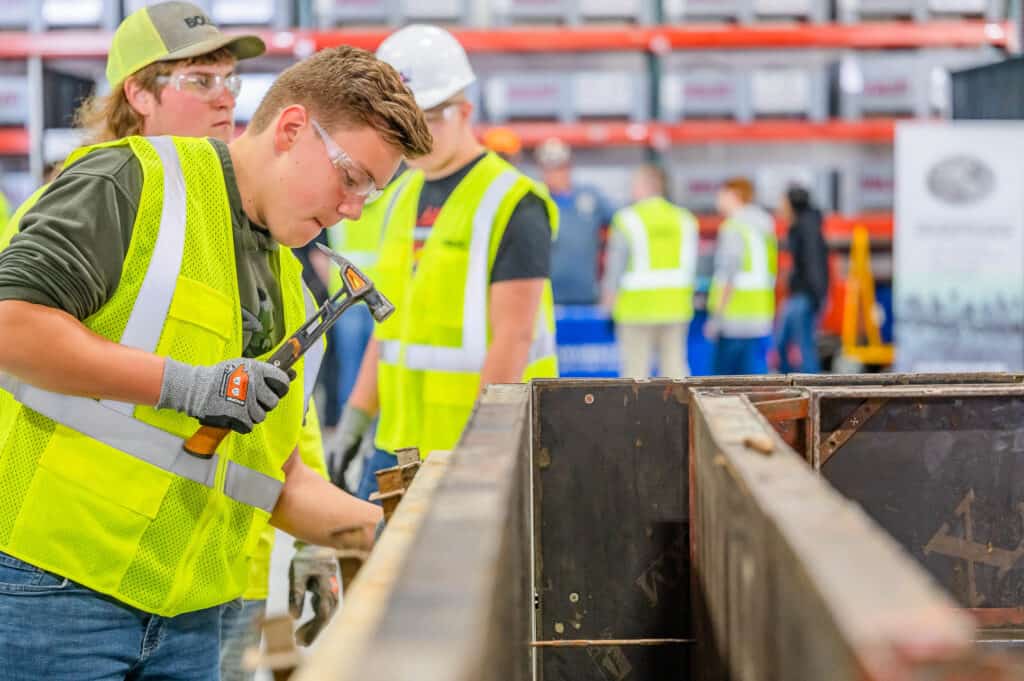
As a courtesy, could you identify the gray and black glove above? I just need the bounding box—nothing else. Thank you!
[288,543,340,646]
[158,357,291,434]
[326,405,373,490]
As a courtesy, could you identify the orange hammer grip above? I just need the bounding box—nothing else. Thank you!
[184,425,229,458]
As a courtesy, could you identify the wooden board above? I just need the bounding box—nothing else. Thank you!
[689,391,979,681]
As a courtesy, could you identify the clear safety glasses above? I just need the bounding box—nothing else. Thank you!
[155,72,242,101]
[311,119,383,204]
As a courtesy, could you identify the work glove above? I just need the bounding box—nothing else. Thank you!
[326,405,373,490]
[288,543,340,646]
[157,357,291,434]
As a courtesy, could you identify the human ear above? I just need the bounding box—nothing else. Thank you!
[123,77,156,118]
[273,104,309,153]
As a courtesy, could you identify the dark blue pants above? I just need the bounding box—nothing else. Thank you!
[776,292,820,374]
[713,336,769,375]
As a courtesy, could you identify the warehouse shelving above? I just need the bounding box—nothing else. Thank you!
[0,20,1014,58]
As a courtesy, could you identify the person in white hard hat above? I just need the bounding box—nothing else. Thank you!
[325,25,560,496]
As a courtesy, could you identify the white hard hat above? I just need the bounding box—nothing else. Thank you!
[376,24,476,111]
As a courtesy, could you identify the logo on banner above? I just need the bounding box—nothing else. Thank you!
[926,155,995,205]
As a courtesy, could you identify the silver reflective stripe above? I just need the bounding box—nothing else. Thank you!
[224,461,282,514]
[731,222,771,291]
[378,339,401,365]
[301,287,325,415]
[403,171,520,373]
[619,207,698,292]
[101,136,189,416]
[0,374,281,511]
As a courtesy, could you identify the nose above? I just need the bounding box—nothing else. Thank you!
[213,85,236,109]
[337,194,366,221]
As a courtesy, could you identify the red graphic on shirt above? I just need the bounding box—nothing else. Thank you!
[414,205,442,263]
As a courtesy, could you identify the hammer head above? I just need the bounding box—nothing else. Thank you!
[316,243,395,322]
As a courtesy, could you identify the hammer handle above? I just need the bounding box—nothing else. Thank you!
[184,425,229,459]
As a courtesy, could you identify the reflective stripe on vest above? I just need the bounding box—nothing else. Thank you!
[379,339,400,365]
[617,206,698,291]
[100,136,188,415]
[301,286,325,414]
[727,222,771,292]
[0,375,282,513]
[402,171,555,373]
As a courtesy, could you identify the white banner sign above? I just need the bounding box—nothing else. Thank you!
[895,122,1024,372]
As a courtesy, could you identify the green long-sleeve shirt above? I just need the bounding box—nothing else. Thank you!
[0,139,285,357]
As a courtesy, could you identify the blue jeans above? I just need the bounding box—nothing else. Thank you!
[332,304,374,408]
[776,292,821,374]
[713,336,769,375]
[220,598,266,681]
[356,448,398,501]
[0,552,222,680]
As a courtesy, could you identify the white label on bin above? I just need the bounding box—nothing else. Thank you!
[405,0,462,17]
[929,0,986,11]
[580,0,640,15]
[751,69,809,114]
[0,76,28,125]
[212,0,274,23]
[754,0,811,13]
[574,72,632,117]
[0,0,31,25]
[43,0,103,25]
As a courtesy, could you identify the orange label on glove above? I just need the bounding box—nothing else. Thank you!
[223,365,249,405]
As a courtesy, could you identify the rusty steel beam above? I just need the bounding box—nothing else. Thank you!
[689,390,990,681]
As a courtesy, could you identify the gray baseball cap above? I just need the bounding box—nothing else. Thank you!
[106,1,265,86]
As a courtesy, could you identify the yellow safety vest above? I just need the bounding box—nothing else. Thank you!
[371,153,560,456]
[611,196,698,324]
[707,216,778,330]
[322,179,405,296]
[244,397,328,601]
[0,136,322,617]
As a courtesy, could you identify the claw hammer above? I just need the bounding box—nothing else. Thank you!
[184,243,394,458]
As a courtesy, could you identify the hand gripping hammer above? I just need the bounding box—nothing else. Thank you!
[184,243,394,458]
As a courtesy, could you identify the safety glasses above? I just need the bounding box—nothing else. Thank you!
[311,119,383,204]
[155,72,242,101]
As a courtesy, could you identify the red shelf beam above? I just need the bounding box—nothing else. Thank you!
[698,213,893,241]
[0,128,28,155]
[0,21,1013,59]
[476,119,901,148]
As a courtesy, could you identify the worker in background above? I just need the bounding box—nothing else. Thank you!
[775,185,829,374]
[0,32,431,677]
[327,24,559,499]
[601,164,698,378]
[705,177,777,375]
[1,3,348,672]
[482,126,523,164]
[0,186,8,228]
[539,137,615,306]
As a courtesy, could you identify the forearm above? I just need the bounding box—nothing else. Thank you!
[0,299,164,404]
[347,336,379,415]
[479,331,533,389]
[272,450,382,546]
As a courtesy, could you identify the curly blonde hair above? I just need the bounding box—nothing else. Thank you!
[74,48,235,145]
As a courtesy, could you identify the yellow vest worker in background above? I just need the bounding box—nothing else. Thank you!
[705,176,778,375]
[326,25,559,499]
[0,34,432,679]
[0,3,339,673]
[601,164,698,379]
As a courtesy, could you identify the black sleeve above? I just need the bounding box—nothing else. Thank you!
[490,193,552,283]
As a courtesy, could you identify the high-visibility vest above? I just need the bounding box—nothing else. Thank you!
[4,166,329,607]
[611,196,698,324]
[0,136,323,617]
[371,153,560,456]
[322,178,406,296]
[707,215,778,330]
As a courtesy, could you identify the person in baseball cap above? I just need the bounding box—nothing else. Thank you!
[77,0,265,144]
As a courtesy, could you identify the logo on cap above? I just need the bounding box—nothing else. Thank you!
[184,15,210,29]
